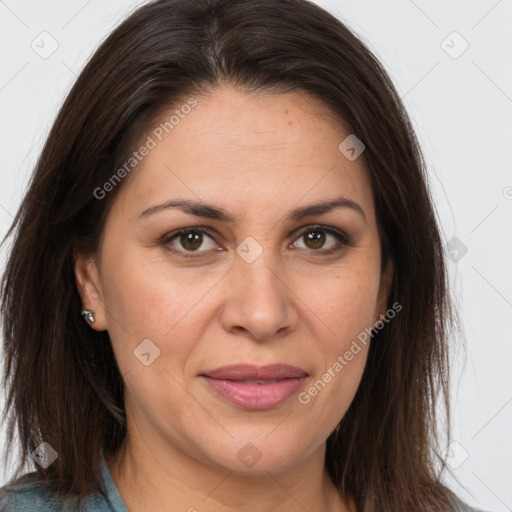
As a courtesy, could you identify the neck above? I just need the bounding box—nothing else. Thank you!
[106,430,354,512]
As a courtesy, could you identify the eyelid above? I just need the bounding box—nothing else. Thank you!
[160,227,219,253]
[160,224,352,258]
[290,224,351,247]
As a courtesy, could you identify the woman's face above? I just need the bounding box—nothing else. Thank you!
[76,86,393,474]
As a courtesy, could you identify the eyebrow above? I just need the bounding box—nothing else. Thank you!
[137,195,366,224]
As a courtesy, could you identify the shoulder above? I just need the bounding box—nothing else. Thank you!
[0,473,62,511]
[0,473,113,512]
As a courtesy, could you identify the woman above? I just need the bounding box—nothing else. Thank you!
[0,0,482,510]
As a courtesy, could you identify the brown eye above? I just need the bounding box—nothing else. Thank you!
[303,230,326,250]
[292,225,351,254]
[162,228,217,257]
[179,232,203,251]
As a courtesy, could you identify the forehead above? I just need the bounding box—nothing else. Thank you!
[114,87,375,225]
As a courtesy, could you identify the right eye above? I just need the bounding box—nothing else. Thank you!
[160,227,220,258]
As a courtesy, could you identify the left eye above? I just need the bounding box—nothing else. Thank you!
[161,225,350,258]
[291,226,349,253]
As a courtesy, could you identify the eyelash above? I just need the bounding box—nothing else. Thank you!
[160,225,352,259]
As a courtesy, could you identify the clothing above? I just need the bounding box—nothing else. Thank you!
[0,452,128,511]
[0,453,483,511]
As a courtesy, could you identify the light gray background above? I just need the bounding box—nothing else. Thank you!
[0,1,511,510]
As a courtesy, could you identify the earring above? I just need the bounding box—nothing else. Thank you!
[81,309,95,324]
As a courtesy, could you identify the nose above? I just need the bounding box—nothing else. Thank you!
[219,247,299,341]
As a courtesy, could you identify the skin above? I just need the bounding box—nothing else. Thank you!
[75,86,393,512]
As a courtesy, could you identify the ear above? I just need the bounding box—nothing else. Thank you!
[74,251,108,331]
[374,257,394,324]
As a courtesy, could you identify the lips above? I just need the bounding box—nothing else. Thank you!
[199,364,308,410]
[201,363,308,380]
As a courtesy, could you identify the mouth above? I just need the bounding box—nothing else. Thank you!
[199,364,309,410]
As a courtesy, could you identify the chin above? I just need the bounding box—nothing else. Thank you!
[198,432,319,475]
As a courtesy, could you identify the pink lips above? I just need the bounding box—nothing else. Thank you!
[200,364,308,410]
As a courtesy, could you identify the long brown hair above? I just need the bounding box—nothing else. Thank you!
[1,0,464,510]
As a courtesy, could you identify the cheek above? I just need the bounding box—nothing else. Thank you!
[99,244,226,375]
[100,228,381,372]
[100,238,198,333]
[294,256,382,347]
[295,266,377,430]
